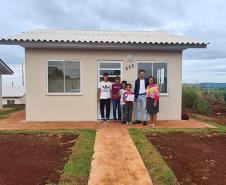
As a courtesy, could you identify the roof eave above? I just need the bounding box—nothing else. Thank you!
[0,59,14,75]
[0,40,208,51]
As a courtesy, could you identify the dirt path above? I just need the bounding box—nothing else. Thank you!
[0,111,214,130]
[88,124,153,185]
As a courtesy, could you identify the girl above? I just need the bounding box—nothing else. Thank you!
[120,81,127,123]
[146,76,159,127]
[123,84,134,125]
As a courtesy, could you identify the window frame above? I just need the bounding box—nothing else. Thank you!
[46,60,82,96]
[136,60,169,96]
[97,60,123,83]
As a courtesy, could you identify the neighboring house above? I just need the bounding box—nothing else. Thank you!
[0,29,208,121]
[2,86,25,105]
[0,59,14,109]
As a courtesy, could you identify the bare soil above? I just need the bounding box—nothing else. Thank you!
[148,133,226,185]
[0,134,77,185]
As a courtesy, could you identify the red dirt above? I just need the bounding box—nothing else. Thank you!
[0,134,77,185]
[148,133,226,185]
[0,111,214,130]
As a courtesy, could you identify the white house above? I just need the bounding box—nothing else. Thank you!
[0,59,14,109]
[2,86,25,105]
[0,29,208,121]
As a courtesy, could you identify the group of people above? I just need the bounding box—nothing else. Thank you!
[97,69,160,126]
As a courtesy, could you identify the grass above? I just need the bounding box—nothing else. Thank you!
[59,129,96,185]
[0,104,25,120]
[0,129,96,185]
[129,128,176,185]
[129,119,226,185]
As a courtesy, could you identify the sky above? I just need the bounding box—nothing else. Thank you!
[0,0,226,86]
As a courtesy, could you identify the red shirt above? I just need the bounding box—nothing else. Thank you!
[112,83,122,100]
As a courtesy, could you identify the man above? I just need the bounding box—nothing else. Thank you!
[97,73,112,122]
[134,69,149,125]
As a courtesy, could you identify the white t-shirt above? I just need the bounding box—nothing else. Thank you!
[120,89,126,105]
[139,79,146,94]
[98,81,112,99]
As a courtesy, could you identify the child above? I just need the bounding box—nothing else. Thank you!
[97,73,112,122]
[123,83,134,125]
[112,76,122,120]
[120,81,127,123]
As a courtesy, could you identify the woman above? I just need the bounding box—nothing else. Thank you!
[146,76,159,127]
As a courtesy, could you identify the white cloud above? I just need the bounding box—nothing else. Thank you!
[0,0,226,83]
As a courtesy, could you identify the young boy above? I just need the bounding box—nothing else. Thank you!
[123,84,135,125]
[112,76,122,120]
[97,73,112,122]
[120,81,127,123]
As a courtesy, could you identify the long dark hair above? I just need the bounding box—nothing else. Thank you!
[148,76,156,84]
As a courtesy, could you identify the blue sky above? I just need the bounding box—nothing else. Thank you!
[0,0,226,85]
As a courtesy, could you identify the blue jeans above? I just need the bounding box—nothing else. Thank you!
[136,94,148,121]
[112,99,121,120]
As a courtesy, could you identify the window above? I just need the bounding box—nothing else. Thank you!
[98,61,122,83]
[137,62,168,93]
[48,61,81,94]
[7,100,11,105]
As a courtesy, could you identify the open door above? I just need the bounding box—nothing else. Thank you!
[97,61,122,120]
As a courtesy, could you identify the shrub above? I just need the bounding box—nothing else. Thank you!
[182,86,201,108]
[196,100,210,114]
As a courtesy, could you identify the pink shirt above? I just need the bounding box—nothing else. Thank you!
[146,84,159,101]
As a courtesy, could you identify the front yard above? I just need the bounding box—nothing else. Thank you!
[130,120,226,185]
[0,129,96,185]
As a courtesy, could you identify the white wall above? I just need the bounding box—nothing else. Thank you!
[2,95,26,105]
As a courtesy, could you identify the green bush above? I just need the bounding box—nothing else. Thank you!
[196,100,210,114]
[182,86,201,108]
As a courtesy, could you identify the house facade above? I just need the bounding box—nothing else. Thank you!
[2,86,25,105]
[0,29,207,121]
[0,59,14,109]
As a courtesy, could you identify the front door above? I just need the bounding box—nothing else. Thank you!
[97,61,122,119]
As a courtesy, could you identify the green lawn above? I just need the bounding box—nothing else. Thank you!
[59,129,96,185]
[0,129,96,185]
[129,120,226,185]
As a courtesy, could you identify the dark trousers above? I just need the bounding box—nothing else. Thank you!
[112,99,121,120]
[100,98,111,119]
[121,104,126,122]
[125,103,133,122]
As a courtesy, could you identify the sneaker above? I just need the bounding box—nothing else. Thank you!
[129,121,132,125]
[135,120,141,124]
[100,119,105,123]
[142,121,147,126]
[126,122,129,125]
[106,119,110,123]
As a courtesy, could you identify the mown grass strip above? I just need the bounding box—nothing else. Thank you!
[129,128,177,185]
[59,129,96,185]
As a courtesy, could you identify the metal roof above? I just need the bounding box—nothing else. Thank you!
[2,86,25,98]
[0,29,208,49]
[0,59,14,75]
